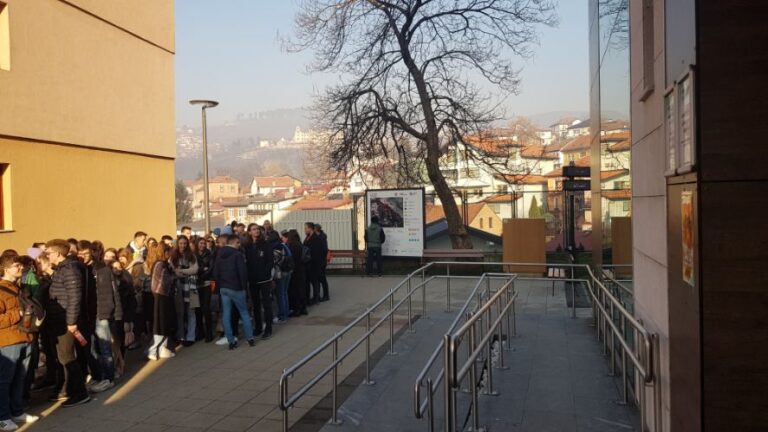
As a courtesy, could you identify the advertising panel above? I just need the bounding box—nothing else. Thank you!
[365,188,425,257]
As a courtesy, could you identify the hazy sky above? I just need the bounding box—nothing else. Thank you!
[175,1,589,127]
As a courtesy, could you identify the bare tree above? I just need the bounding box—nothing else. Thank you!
[289,0,556,248]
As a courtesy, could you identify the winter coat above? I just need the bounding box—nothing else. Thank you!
[303,233,325,267]
[197,249,214,283]
[91,261,123,321]
[151,261,174,297]
[212,246,248,291]
[48,257,83,326]
[364,223,385,248]
[245,238,274,284]
[0,280,33,347]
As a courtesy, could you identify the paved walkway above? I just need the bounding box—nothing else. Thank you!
[319,279,640,432]
[22,276,411,432]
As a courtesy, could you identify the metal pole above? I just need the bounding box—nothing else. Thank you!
[609,302,616,377]
[422,269,427,317]
[329,337,342,425]
[484,301,497,396]
[496,292,507,369]
[571,267,576,318]
[364,311,375,385]
[281,377,289,432]
[201,107,211,235]
[444,335,455,432]
[469,325,483,432]
[388,293,397,355]
[446,264,451,312]
[427,378,435,432]
[407,277,414,333]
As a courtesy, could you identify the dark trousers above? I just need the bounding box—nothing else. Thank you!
[306,264,320,303]
[75,325,100,382]
[289,272,307,314]
[23,335,39,399]
[318,263,329,300]
[366,247,383,275]
[54,330,87,399]
[250,281,273,334]
[196,285,214,341]
[40,327,61,387]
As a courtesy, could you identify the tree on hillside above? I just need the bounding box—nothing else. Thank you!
[289,0,556,248]
[528,195,543,219]
[175,181,193,225]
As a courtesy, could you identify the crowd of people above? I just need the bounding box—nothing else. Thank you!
[0,220,331,431]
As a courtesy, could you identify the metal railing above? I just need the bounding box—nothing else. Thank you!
[414,273,517,432]
[279,261,658,432]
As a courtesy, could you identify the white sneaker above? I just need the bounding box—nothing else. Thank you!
[11,413,39,424]
[159,347,175,359]
[147,353,158,361]
[0,419,18,431]
[90,380,115,393]
[215,336,232,346]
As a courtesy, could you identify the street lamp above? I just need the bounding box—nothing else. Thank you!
[189,99,219,235]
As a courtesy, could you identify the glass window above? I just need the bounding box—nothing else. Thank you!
[0,163,8,229]
[0,2,9,71]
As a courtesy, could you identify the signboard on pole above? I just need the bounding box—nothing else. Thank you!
[563,166,591,178]
[365,188,425,257]
[564,180,591,191]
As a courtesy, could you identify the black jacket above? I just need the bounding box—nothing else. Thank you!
[212,246,248,291]
[197,249,214,283]
[48,257,83,326]
[317,231,329,264]
[245,238,274,284]
[304,233,325,267]
[90,261,122,321]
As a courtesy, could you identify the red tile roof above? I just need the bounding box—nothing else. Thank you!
[483,194,523,203]
[425,203,487,225]
[252,176,299,188]
[287,197,352,211]
[193,175,239,185]
[560,135,591,153]
[603,189,631,200]
[600,169,629,181]
[521,145,559,160]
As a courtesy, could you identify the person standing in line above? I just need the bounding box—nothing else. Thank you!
[314,224,330,302]
[286,230,308,317]
[0,255,40,431]
[126,231,148,261]
[147,243,176,360]
[169,237,198,347]
[180,226,193,240]
[364,216,386,277]
[76,241,119,393]
[44,239,90,407]
[110,260,134,378]
[32,253,60,393]
[244,224,274,340]
[195,237,214,342]
[212,235,255,350]
[303,223,323,304]
[273,232,293,323]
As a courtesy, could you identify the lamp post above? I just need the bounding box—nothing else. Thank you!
[189,99,219,235]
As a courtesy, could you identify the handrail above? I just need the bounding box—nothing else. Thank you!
[413,274,516,420]
[279,261,657,432]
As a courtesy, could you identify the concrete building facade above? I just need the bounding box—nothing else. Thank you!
[0,0,176,250]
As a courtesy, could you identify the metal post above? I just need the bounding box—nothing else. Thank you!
[444,335,455,432]
[407,277,414,333]
[201,108,211,235]
[388,293,397,355]
[469,325,484,432]
[609,302,616,376]
[281,377,289,432]
[571,267,577,318]
[483,301,497,396]
[329,337,343,425]
[496,289,507,369]
[364,311,375,385]
[427,378,435,432]
[422,268,427,317]
[446,264,451,312]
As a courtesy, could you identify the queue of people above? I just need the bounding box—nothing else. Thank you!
[0,220,331,431]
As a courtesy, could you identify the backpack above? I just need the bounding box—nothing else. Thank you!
[302,245,312,264]
[0,284,45,333]
[275,244,295,273]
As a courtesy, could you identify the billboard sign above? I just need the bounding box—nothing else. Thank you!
[365,188,425,257]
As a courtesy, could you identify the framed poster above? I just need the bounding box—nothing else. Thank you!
[664,65,696,176]
[681,190,695,287]
[365,188,425,257]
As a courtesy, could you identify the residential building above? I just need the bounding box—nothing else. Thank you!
[0,0,175,249]
[191,175,240,206]
[566,119,591,138]
[250,175,302,196]
[425,202,502,236]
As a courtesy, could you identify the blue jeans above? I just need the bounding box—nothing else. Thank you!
[276,274,291,321]
[0,342,31,420]
[366,247,383,275]
[93,319,115,381]
[220,288,253,344]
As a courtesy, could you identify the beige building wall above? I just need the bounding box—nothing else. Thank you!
[629,0,670,429]
[0,0,175,251]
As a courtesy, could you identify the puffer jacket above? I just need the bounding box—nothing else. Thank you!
[213,246,248,291]
[48,257,82,326]
[91,261,123,321]
[0,280,33,347]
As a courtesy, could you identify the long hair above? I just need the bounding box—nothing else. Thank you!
[170,236,196,267]
[287,230,302,249]
[146,243,169,273]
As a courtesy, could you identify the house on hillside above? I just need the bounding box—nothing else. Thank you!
[566,119,591,138]
[425,221,502,253]
[191,176,240,207]
[425,202,502,236]
[550,117,579,138]
[249,175,303,196]
[559,135,591,165]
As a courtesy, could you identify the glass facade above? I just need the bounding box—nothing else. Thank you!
[590,0,631,262]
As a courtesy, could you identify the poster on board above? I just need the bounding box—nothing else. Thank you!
[681,191,695,287]
[365,188,425,257]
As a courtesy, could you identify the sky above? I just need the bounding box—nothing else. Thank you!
[175,1,589,127]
